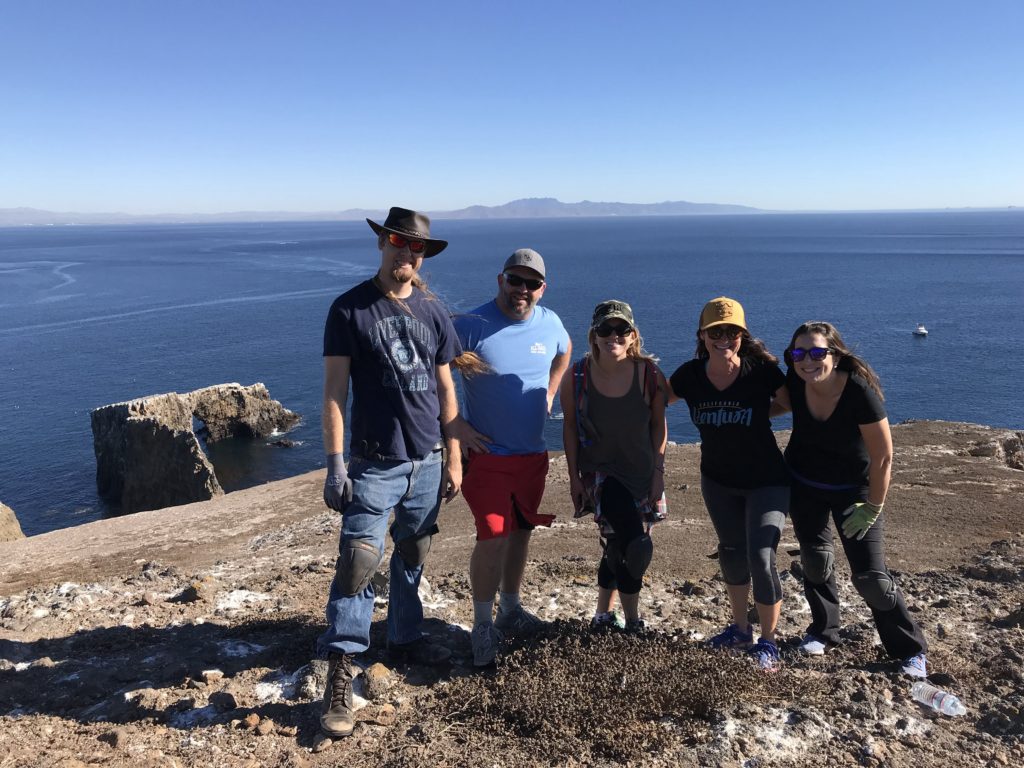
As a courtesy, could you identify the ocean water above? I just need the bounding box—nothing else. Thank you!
[1,211,1022,535]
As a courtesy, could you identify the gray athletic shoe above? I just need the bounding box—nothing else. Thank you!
[471,622,503,667]
[494,605,545,637]
[319,653,354,738]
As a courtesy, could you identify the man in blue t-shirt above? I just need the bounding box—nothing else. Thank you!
[317,207,464,739]
[453,248,572,667]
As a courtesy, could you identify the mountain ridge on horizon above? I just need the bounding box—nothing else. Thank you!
[1,198,1018,226]
[0,197,758,226]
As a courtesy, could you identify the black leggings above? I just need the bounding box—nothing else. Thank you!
[790,481,927,659]
[596,476,646,595]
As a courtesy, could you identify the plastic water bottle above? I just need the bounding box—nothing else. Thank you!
[653,492,668,522]
[911,681,967,716]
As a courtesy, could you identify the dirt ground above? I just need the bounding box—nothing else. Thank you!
[1,420,1022,768]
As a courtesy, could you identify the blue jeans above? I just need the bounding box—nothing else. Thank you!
[317,450,443,656]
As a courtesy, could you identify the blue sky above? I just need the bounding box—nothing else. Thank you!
[2,1,1022,213]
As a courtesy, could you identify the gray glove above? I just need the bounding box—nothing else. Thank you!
[323,453,353,512]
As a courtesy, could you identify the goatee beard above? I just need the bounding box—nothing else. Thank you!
[391,266,415,283]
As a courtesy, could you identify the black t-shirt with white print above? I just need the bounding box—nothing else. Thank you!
[669,356,788,489]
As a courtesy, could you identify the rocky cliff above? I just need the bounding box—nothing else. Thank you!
[91,383,299,514]
[0,502,24,543]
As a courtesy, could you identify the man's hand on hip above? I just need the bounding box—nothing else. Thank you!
[323,453,353,512]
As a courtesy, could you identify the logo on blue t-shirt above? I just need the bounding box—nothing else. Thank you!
[530,342,547,354]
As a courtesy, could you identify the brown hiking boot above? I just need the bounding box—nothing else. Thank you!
[319,653,354,738]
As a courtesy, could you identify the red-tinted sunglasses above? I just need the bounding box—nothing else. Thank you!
[387,232,426,254]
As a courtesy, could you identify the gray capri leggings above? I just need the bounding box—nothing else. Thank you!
[701,475,789,605]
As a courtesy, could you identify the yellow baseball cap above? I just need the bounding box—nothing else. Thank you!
[699,297,747,331]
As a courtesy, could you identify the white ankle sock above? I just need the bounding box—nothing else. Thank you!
[498,591,521,614]
[473,600,494,626]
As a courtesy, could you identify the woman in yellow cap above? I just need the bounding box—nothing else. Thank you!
[667,297,789,670]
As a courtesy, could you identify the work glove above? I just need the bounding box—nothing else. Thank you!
[323,453,353,512]
[841,501,883,540]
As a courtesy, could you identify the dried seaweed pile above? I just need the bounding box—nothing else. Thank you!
[417,621,826,765]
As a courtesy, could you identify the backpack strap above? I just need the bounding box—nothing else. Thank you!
[573,358,592,447]
[641,359,660,407]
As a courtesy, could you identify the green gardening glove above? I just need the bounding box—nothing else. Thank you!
[841,501,883,540]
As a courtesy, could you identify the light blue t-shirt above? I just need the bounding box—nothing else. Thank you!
[453,300,570,455]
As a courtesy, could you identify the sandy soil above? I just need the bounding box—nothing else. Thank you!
[1,420,1022,767]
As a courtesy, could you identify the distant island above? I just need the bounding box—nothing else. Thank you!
[1,199,1019,227]
[0,198,760,226]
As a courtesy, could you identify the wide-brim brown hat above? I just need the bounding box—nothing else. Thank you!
[367,206,448,258]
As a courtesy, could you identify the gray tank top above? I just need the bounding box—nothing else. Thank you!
[578,360,654,500]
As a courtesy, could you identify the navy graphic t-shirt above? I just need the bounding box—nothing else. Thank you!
[669,356,788,488]
[324,279,459,461]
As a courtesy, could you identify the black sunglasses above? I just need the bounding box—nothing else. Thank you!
[503,272,544,291]
[790,346,833,362]
[705,325,742,340]
[595,322,634,338]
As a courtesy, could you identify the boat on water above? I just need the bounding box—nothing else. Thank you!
[913,324,929,337]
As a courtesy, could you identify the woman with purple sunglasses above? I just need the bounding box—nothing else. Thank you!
[783,321,928,677]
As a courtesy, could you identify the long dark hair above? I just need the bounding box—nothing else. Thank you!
[694,329,778,365]
[784,321,884,400]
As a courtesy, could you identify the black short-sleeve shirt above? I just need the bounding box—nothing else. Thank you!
[669,357,788,488]
[324,279,459,461]
[784,369,887,489]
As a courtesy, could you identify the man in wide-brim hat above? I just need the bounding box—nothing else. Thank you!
[366,206,448,258]
[316,205,461,739]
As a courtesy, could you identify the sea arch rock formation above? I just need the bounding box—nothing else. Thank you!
[91,383,300,514]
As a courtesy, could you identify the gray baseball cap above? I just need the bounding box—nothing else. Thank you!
[502,248,546,279]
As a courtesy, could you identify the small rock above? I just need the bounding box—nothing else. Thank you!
[256,718,276,736]
[32,657,56,668]
[173,577,214,603]
[141,592,160,606]
[312,733,336,752]
[209,691,238,712]
[242,713,260,729]
[201,669,224,683]
[277,724,299,737]
[363,662,393,701]
[362,703,397,726]
[98,728,130,749]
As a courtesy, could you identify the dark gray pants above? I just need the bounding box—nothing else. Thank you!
[790,481,927,659]
[701,475,788,605]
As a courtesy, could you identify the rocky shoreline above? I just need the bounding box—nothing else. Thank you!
[1,420,1022,767]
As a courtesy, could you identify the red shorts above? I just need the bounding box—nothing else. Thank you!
[462,452,554,540]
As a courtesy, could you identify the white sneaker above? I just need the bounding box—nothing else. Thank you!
[471,622,503,667]
[799,634,827,656]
